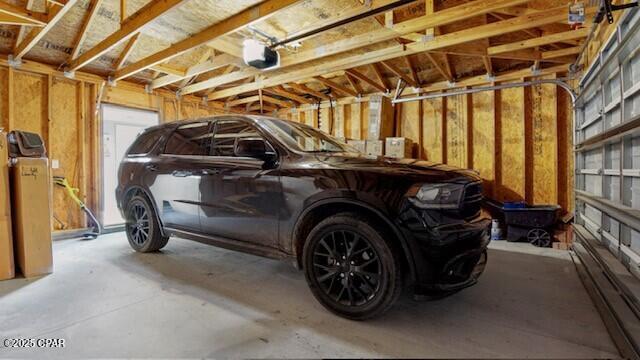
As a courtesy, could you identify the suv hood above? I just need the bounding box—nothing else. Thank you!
[312,152,481,183]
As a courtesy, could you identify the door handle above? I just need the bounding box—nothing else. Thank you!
[200,169,221,176]
[145,164,158,171]
[172,170,191,177]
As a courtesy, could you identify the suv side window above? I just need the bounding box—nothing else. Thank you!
[127,128,164,156]
[211,120,263,157]
[163,122,212,156]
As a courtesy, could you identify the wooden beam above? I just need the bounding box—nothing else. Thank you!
[382,60,418,87]
[346,69,387,93]
[345,72,363,95]
[227,94,291,108]
[425,52,454,82]
[113,0,301,81]
[180,0,531,95]
[487,28,590,55]
[0,12,44,26]
[371,63,390,91]
[120,0,126,23]
[14,0,79,59]
[404,56,420,86]
[286,83,331,100]
[114,32,139,70]
[0,1,47,25]
[151,53,239,89]
[541,46,581,59]
[313,76,357,97]
[208,5,583,100]
[70,0,104,60]
[150,64,186,77]
[66,0,187,71]
[264,86,313,104]
[425,0,435,37]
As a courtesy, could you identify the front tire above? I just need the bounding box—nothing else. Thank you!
[303,213,402,320]
[125,195,169,252]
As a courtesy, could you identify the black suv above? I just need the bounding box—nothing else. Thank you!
[116,115,490,319]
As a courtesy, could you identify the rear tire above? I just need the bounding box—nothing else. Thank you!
[303,212,402,320]
[125,195,169,252]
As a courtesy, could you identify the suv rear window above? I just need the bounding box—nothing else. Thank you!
[163,122,213,156]
[127,128,164,155]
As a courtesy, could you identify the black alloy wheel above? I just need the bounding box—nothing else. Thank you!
[303,212,402,320]
[128,203,150,247]
[312,230,382,307]
[125,195,169,252]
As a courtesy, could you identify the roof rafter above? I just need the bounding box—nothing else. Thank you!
[113,0,301,81]
[286,83,331,100]
[487,28,590,55]
[70,0,104,60]
[114,32,140,70]
[313,76,358,97]
[152,54,239,89]
[14,0,79,59]
[346,68,387,93]
[66,0,188,72]
[207,5,591,100]
[0,1,47,26]
[180,0,531,96]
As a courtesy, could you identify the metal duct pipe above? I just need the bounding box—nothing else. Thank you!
[391,79,578,105]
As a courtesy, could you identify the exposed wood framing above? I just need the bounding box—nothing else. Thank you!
[264,86,313,104]
[70,0,104,60]
[381,60,418,88]
[66,0,187,72]
[151,54,238,89]
[14,0,79,59]
[345,73,363,95]
[371,63,391,92]
[314,76,357,97]
[114,32,140,70]
[286,83,331,100]
[180,0,531,95]
[346,68,387,93]
[0,1,47,26]
[209,5,583,100]
[487,28,590,55]
[113,0,301,81]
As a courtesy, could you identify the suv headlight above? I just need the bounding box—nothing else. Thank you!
[407,183,465,209]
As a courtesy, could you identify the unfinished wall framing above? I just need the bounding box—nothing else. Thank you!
[278,75,574,215]
[0,60,226,232]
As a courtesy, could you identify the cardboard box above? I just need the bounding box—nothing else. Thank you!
[347,140,366,153]
[385,137,413,158]
[11,157,52,278]
[365,140,384,157]
[367,95,394,140]
[0,131,14,280]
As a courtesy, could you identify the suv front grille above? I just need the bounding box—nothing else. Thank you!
[461,182,483,219]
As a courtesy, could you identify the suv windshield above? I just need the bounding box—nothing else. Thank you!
[260,118,354,153]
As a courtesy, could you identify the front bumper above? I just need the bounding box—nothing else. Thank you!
[398,206,491,297]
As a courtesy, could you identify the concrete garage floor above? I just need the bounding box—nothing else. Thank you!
[0,233,619,358]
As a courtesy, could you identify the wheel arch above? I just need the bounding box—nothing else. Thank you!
[292,198,417,283]
[121,186,167,237]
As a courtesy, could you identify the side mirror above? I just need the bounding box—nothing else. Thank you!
[235,138,277,162]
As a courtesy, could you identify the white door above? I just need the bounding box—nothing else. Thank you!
[102,104,159,227]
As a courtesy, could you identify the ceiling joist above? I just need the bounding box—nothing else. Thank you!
[208,4,584,101]
[113,0,301,81]
[66,0,188,72]
[180,0,531,96]
[487,28,590,55]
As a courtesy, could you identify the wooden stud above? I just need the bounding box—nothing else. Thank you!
[120,0,126,23]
